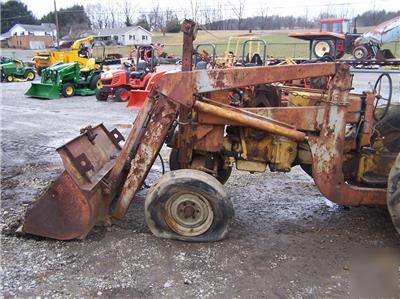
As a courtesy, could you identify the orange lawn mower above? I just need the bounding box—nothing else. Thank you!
[95,45,158,103]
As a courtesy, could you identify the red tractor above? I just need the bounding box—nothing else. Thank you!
[289,18,357,59]
[289,17,398,61]
[96,45,158,102]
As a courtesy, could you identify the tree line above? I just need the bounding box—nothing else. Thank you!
[1,1,90,36]
[1,0,399,36]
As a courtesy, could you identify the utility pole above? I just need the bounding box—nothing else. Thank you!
[54,0,60,48]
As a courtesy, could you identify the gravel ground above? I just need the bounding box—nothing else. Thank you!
[1,68,399,298]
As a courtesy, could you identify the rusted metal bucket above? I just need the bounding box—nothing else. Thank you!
[23,124,125,239]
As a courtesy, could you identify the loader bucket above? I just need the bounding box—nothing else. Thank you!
[25,82,60,100]
[126,90,148,109]
[23,171,94,240]
[22,124,125,239]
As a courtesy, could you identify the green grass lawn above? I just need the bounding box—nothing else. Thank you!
[92,29,399,59]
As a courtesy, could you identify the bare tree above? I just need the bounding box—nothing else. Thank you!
[86,3,105,29]
[190,0,201,22]
[260,6,268,30]
[123,0,135,26]
[148,2,160,31]
[318,5,338,19]
[108,1,117,28]
[230,0,244,30]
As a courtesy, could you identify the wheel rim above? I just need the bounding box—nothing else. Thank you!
[27,72,34,80]
[314,41,330,57]
[97,79,102,89]
[7,75,13,81]
[164,192,214,236]
[66,86,74,95]
[354,48,365,59]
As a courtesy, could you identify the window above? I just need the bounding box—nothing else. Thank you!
[342,21,350,33]
[332,22,341,33]
[321,23,330,32]
[21,31,25,35]
[142,35,146,40]
[28,31,34,36]
[13,32,17,36]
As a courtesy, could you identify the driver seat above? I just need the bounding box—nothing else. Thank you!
[130,61,149,80]
[81,58,96,72]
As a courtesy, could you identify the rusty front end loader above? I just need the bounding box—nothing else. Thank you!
[22,20,400,241]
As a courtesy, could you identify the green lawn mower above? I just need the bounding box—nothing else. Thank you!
[0,56,36,82]
[25,59,102,100]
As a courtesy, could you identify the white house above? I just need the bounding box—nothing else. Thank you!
[0,23,56,49]
[8,23,56,38]
[89,26,152,46]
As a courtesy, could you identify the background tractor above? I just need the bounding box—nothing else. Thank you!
[21,20,400,242]
[31,36,118,75]
[25,59,102,100]
[125,43,220,109]
[96,45,158,102]
[0,56,35,82]
[289,16,399,60]
[215,36,267,67]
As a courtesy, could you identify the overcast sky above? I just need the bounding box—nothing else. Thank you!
[21,0,400,20]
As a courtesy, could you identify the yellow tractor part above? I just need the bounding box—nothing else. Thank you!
[216,36,264,66]
[81,58,96,72]
[33,36,100,73]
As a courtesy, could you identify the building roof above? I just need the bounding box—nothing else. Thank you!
[11,23,56,32]
[89,26,152,37]
[0,32,11,40]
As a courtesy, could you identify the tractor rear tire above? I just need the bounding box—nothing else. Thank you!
[114,87,130,102]
[312,40,336,59]
[24,70,35,81]
[145,169,234,242]
[372,103,400,152]
[387,153,400,235]
[352,45,369,61]
[61,82,75,97]
[95,89,109,101]
[169,147,181,171]
[90,74,101,90]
